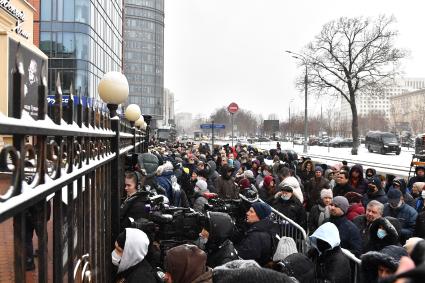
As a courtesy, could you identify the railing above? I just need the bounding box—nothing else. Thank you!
[0,51,145,282]
[341,248,361,283]
[239,194,308,253]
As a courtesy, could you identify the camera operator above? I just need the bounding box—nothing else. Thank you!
[197,212,239,268]
[120,171,151,231]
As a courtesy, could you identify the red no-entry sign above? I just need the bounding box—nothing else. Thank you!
[227,102,239,114]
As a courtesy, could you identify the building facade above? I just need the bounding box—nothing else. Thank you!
[340,78,425,121]
[390,89,425,134]
[160,88,175,127]
[123,0,164,126]
[35,0,123,99]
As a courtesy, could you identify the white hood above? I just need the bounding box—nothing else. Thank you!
[309,222,340,254]
[281,176,303,203]
[117,228,150,273]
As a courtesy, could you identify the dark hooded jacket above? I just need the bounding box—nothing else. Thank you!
[349,164,368,195]
[206,160,220,193]
[235,218,277,266]
[300,160,315,183]
[328,215,362,256]
[360,245,408,283]
[407,166,425,189]
[365,167,377,182]
[391,178,416,208]
[120,191,150,230]
[305,175,329,210]
[217,166,239,199]
[362,180,388,207]
[308,222,351,283]
[333,182,353,197]
[213,265,292,283]
[365,217,401,252]
[383,202,418,241]
[273,195,307,230]
[204,212,239,268]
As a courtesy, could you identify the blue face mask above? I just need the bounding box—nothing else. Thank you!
[281,195,291,201]
[377,228,387,239]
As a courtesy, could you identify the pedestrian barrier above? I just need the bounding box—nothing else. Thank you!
[239,194,308,253]
[0,53,147,282]
[341,248,361,283]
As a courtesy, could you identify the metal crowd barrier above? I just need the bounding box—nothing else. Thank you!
[341,248,362,283]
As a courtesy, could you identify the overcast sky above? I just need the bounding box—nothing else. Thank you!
[164,0,425,121]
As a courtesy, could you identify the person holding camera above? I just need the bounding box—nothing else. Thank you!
[120,171,151,231]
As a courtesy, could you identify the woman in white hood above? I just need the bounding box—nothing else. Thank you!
[112,228,158,283]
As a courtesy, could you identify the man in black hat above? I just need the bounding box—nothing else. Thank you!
[383,189,418,243]
[362,177,389,207]
[273,185,307,229]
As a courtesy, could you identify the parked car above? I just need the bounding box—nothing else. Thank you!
[365,131,401,155]
[308,137,319,146]
[329,137,352,147]
[293,137,304,145]
[318,137,331,146]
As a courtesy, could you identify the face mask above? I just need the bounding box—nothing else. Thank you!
[281,195,291,201]
[198,236,208,249]
[111,250,121,266]
[377,228,387,239]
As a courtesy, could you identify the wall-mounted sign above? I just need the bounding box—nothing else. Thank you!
[0,0,29,39]
[8,38,48,119]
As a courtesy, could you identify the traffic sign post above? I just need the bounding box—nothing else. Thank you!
[227,102,239,147]
[199,123,225,147]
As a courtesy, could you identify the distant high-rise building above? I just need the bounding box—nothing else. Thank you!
[123,0,164,126]
[161,88,175,127]
[175,112,193,133]
[340,78,425,121]
[36,0,123,99]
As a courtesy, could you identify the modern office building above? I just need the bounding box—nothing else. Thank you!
[161,88,175,127]
[123,0,165,126]
[340,78,425,121]
[34,0,123,99]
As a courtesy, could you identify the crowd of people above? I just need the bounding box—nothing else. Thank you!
[113,141,425,283]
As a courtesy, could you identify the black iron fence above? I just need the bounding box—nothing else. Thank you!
[0,52,145,282]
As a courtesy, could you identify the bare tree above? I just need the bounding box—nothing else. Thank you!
[301,15,405,154]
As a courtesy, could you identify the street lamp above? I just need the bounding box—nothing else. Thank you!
[125,104,141,153]
[286,50,308,154]
[98,71,129,117]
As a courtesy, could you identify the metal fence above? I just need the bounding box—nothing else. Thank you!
[0,54,144,282]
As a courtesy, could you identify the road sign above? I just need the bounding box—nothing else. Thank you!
[227,102,239,114]
[200,124,212,129]
[200,124,226,129]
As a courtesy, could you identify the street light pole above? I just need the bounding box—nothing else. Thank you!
[286,50,308,153]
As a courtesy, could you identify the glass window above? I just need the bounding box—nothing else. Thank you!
[39,32,52,55]
[64,0,75,21]
[41,0,52,20]
[62,32,75,56]
[76,33,89,60]
[75,0,90,23]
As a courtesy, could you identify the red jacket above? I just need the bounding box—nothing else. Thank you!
[346,203,365,221]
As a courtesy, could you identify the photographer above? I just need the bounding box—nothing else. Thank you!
[198,212,239,268]
[120,171,151,231]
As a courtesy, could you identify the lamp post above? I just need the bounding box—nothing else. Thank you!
[135,116,145,153]
[98,71,129,251]
[125,104,141,153]
[286,50,308,154]
[142,115,152,152]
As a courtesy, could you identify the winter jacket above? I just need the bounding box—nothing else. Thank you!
[309,223,351,283]
[216,176,239,199]
[415,197,424,212]
[114,259,157,283]
[305,176,329,210]
[120,191,150,230]
[383,203,418,241]
[273,195,307,230]
[328,216,362,256]
[308,203,330,235]
[258,186,276,205]
[414,209,425,238]
[300,160,315,183]
[191,268,213,283]
[407,167,425,189]
[353,215,372,253]
[349,164,368,195]
[279,176,304,204]
[235,218,276,266]
[346,203,365,221]
[205,212,239,268]
[213,264,292,283]
[333,182,353,197]
[362,187,388,207]
[365,217,401,252]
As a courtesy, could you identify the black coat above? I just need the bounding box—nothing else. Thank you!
[308,203,329,235]
[333,182,353,197]
[305,176,329,210]
[206,239,239,268]
[120,191,150,230]
[273,196,307,230]
[365,217,401,252]
[414,210,425,238]
[328,216,362,256]
[353,215,372,253]
[114,259,158,283]
[362,188,388,207]
[308,246,351,283]
[235,218,276,266]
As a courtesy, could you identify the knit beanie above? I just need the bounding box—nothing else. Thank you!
[332,196,349,214]
[273,236,298,261]
[263,175,274,187]
[320,188,333,199]
[315,166,323,173]
[165,244,207,283]
[244,170,254,179]
[251,202,272,220]
[239,178,251,189]
[195,179,208,191]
